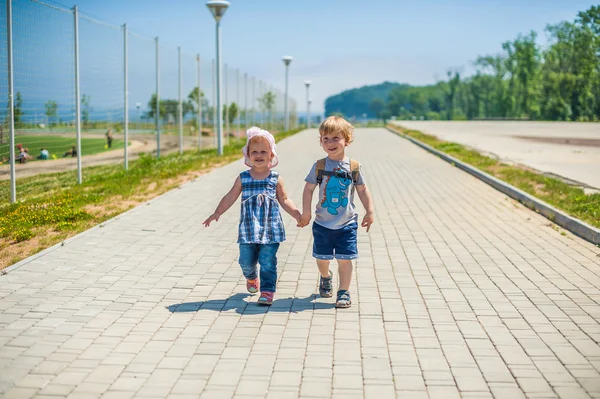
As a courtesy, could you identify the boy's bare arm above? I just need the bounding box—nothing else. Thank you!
[203,176,242,226]
[300,182,317,226]
[356,184,374,232]
[276,177,302,222]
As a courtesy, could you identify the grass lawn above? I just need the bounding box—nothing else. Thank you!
[0,128,302,270]
[1,135,124,162]
[388,125,600,231]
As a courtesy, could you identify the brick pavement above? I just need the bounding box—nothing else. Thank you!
[1,128,599,399]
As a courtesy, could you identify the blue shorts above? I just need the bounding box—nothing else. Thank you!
[312,222,358,260]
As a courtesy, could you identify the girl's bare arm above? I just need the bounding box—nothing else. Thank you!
[203,176,242,226]
[276,177,302,222]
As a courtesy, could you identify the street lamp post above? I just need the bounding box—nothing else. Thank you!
[282,55,293,132]
[206,0,230,156]
[304,80,311,129]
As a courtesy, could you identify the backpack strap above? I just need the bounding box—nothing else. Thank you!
[315,158,327,185]
[349,158,359,185]
[316,157,360,187]
[349,158,360,195]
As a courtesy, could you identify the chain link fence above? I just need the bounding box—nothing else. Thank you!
[0,0,297,202]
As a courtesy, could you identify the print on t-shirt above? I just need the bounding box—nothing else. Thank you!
[321,167,352,215]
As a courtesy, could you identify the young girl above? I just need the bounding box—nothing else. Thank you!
[203,126,302,305]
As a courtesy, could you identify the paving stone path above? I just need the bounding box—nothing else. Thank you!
[1,128,599,399]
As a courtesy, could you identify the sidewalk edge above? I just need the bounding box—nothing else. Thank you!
[386,126,600,246]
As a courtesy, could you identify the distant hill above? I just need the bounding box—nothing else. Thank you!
[324,81,406,118]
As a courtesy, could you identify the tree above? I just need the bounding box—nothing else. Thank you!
[577,5,600,34]
[14,92,24,128]
[321,7,600,123]
[258,91,276,118]
[369,98,384,120]
[45,100,58,126]
[445,71,461,120]
[227,102,238,124]
[147,94,193,121]
[81,94,91,128]
[188,86,209,115]
[502,31,541,118]
[146,94,164,120]
[6,92,24,128]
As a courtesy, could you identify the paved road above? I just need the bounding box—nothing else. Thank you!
[1,128,599,399]
[391,121,600,190]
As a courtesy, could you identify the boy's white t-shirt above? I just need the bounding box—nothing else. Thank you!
[304,157,365,230]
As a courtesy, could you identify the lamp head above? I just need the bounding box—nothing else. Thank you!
[206,0,230,22]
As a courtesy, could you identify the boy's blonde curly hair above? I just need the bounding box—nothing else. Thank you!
[319,116,354,144]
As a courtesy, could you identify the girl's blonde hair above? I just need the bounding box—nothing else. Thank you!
[319,116,354,144]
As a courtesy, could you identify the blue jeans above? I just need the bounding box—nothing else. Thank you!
[239,243,280,292]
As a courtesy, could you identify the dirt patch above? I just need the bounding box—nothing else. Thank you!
[531,182,550,197]
[513,136,600,147]
[145,182,158,193]
[0,229,68,270]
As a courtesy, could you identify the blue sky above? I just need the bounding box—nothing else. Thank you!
[25,0,600,113]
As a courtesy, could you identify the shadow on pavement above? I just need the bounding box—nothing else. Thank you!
[166,292,335,314]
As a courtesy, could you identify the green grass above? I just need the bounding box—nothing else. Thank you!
[0,128,302,269]
[1,135,124,162]
[389,125,600,229]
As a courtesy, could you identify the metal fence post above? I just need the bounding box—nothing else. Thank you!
[197,54,202,150]
[260,81,265,126]
[155,37,160,158]
[178,46,183,155]
[269,84,273,131]
[7,0,16,203]
[123,23,129,170]
[73,6,82,184]
[224,63,229,140]
[251,76,255,127]
[236,68,240,136]
[244,72,248,131]
[212,59,216,148]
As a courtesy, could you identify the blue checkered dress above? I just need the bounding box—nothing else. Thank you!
[238,170,285,244]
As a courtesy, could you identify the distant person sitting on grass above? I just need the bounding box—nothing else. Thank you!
[16,147,33,164]
[36,148,49,160]
[105,128,113,148]
[63,145,77,158]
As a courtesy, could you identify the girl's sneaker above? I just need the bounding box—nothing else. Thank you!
[257,292,274,306]
[246,279,259,294]
[335,290,351,308]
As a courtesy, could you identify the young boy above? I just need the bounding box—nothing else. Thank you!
[299,116,374,308]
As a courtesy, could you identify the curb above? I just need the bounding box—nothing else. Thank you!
[386,126,600,246]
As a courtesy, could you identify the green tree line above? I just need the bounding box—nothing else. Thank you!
[383,6,599,122]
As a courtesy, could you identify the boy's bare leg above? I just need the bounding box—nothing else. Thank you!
[316,260,331,277]
[337,259,353,291]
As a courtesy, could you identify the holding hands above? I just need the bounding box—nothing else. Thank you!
[297,212,311,228]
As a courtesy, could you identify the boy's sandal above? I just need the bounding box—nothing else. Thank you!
[335,291,351,308]
[257,292,274,306]
[319,272,333,298]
